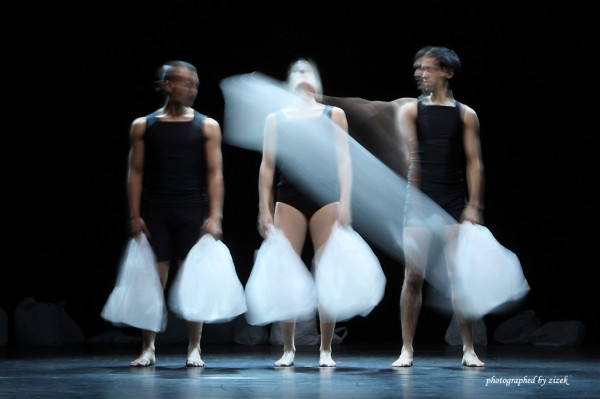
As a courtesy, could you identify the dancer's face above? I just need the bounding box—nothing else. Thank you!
[413,56,425,92]
[165,66,199,106]
[420,56,452,93]
[288,61,319,95]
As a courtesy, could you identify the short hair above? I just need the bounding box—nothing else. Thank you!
[424,47,462,87]
[157,60,198,83]
[414,46,434,62]
[424,47,461,75]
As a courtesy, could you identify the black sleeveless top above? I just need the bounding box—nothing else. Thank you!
[415,99,466,191]
[142,110,208,207]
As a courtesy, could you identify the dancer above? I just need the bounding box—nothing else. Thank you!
[127,60,224,367]
[257,58,352,367]
[393,47,485,367]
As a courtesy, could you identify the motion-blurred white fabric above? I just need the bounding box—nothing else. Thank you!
[169,235,247,323]
[429,222,530,318]
[244,227,317,326]
[315,222,386,321]
[101,234,167,332]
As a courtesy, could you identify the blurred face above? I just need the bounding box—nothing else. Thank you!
[420,56,450,92]
[164,66,199,106]
[288,60,320,95]
[413,56,425,92]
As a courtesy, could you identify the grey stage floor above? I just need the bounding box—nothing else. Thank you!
[1,343,598,398]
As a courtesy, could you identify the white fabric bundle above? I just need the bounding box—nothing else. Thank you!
[436,222,530,319]
[244,227,318,326]
[101,234,167,332]
[315,222,386,321]
[169,235,247,323]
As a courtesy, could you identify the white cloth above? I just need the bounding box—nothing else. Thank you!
[315,222,386,321]
[101,234,167,332]
[244,227,318,326]
[446,222,530,318]
[169,235,247,323]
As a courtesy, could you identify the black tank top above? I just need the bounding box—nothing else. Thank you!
[142,110,208,207]
[415,99,466,189]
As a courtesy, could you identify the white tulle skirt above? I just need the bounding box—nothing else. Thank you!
[315,222,386,322]
[429,222,530,319]
[244,227,318,326]
[101,234,167,332]
[169,235,247,323]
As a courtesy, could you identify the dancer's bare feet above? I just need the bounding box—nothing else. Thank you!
[462,349,485,367]
[319,349,336,367]
[274,350,295,367]
[130,348,155,367]
[187,344,205,367]
[392,346,414,367]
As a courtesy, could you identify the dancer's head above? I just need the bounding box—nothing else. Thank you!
[421,47,461,91]
[413,46,434,94]
[286,58,323,99]
[156,60,199,107]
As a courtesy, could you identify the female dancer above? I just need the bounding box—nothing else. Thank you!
[257,58,352,367]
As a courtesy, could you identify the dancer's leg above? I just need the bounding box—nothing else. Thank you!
[393,227,430,367]
[310,203,338,367]
[186,321,204,367]
[131,260,170,367]
[273,202,308,367]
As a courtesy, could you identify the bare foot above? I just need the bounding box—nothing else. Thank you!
[274,350,295,367]
[392,347,413,367]
[130,348,155,367]
[187,345,205,367]
[462,350,485,367]
[319,350,336,367]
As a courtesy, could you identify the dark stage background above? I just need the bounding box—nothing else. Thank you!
[5,3,596,347]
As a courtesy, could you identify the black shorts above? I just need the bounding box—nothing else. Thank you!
[404,184,467,225]
[423,185,467,222]
[142,205,207,262]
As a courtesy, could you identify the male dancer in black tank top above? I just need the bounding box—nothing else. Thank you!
[394,47,485,367]
[127,61,224,367]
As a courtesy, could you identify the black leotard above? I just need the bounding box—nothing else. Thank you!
[275,105,339,220]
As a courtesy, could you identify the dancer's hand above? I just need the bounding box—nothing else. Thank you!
[258,211,274,238]
[202,217,223,240]
[460,204,483,225]
[131,217,150,237]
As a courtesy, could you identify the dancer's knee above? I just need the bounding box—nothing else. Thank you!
[403,269,424,289]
